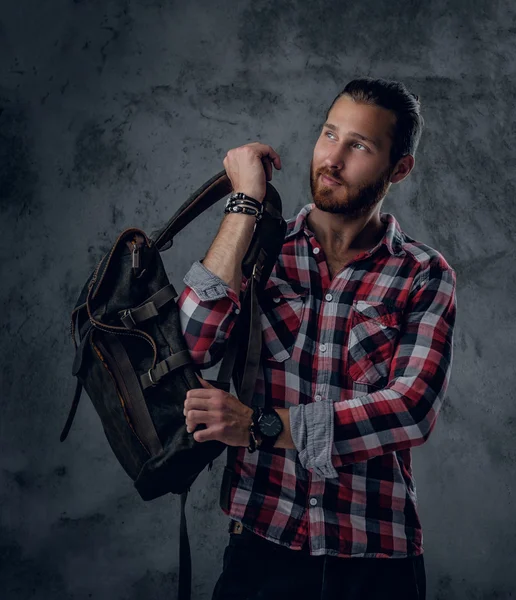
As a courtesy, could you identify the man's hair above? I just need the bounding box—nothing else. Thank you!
[325,77,424,166]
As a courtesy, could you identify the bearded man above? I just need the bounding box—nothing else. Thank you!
[179,77,457,600]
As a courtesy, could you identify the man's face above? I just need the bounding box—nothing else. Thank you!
[310,95,398,218]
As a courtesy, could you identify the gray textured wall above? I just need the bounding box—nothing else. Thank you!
[1,1,515,598]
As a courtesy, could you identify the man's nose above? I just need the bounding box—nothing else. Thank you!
[323,147,346,171]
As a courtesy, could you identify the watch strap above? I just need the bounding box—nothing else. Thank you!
[247,407,261,453]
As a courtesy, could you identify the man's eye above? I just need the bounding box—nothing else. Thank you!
[325,131,336,140]
[353,143,367,151]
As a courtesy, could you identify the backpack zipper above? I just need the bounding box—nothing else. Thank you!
[131,238,141,269]
[91,228,149,300]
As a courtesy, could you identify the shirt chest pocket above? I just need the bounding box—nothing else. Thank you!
[347,300,402,386]
[260,280,308,362]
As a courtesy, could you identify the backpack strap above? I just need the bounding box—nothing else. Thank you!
[150,170,283,256]
[60,320,94,442]
[140,350,192,390]
[118,283,177,329]
[216,268,264,408]
[178,490,192,600]
[150,170,286,407]
[59,379,84,442]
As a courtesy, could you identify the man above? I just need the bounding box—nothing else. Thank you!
[178,77,456,600]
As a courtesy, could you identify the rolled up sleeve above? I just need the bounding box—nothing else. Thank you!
[178,260,243,369]
[289,400,339,479]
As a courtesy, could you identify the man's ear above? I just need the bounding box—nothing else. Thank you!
[390,154,415,184]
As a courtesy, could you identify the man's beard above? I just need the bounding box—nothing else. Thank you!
[309,161,394,218]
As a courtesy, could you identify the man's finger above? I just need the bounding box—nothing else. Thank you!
[184,395,213,411]
[186,388,220,400]
[249,143,282,170]
[263,157,273,181]
[262,145,281,170]
[186,409,215,432]
[193,425,221,443]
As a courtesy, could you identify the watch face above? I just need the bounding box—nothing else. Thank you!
[259,411,283,437]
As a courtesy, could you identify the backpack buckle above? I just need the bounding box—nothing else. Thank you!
[147,368,157,386]
[252,263,263,282]
[120,308,137,329]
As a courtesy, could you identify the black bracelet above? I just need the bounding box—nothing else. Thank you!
[225,195,263,213]
[226,198,261,210]
[229,192,263,210]
[224,203,263,221]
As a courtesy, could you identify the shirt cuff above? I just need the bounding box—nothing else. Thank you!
[183,260,238,302]
[289,401,339,479]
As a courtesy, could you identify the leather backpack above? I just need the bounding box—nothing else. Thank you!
[60,170,287,600]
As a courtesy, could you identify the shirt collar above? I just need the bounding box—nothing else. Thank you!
[284,203,406,257]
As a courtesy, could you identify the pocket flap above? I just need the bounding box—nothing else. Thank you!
[260,278,308,362]
[352,300,401,328]
[262,277,309,304]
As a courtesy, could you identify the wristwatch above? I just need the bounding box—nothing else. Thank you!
[252,407,283,451]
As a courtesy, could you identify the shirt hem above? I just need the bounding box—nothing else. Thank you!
[221,506,424,559]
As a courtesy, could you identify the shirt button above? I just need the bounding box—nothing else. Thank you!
[319,344,327,353]
[314,394,322,402]
[325,293,333,302]
[235,308,240,314]
[313,247,320,255]
[309,498,318,507]
[273,297,280,303]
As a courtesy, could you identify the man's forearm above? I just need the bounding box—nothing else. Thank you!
[201,213,256,294]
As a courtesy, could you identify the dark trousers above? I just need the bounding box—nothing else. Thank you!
[211,522,426,600]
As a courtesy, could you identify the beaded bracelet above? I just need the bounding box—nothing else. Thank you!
[224,201,263,221]
[228,192,263,210]
[226,198,261,210]
[224,193,264,220]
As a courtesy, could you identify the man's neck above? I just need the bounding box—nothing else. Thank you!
[306,206,386,260]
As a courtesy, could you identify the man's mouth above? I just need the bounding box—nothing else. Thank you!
[320,173,342,186]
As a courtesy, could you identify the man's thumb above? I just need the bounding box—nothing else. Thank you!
[196,373,215,388]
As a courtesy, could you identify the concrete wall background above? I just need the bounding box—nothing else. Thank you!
[1,1,515,598]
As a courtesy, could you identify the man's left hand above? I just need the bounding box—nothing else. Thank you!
[183,375,253,446]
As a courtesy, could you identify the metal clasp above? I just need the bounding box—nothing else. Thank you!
[252,263,263,282]
[121,309,137,328]
[147,368,157,386]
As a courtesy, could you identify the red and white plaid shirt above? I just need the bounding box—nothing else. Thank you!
[178,203,456,558]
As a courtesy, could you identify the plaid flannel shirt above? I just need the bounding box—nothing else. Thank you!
[178,203,456,558]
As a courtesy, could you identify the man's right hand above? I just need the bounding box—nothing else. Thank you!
[223,142,282,203]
